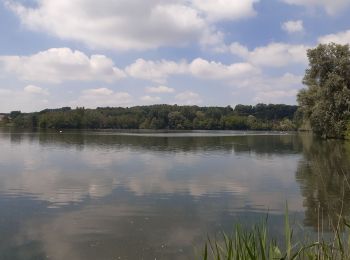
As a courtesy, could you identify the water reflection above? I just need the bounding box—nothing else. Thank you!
[296,135,350,231]
[0,130,303,209]
[0,129,349,259]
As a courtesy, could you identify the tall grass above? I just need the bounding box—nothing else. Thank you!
[202,205,350,260]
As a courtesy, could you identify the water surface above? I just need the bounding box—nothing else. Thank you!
[0,129,349,259]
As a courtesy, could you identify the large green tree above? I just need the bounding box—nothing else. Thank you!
[297,43,350,138]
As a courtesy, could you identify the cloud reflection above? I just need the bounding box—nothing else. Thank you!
[0,131,303,211]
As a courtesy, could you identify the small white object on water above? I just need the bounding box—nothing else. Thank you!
[59,130,62,133]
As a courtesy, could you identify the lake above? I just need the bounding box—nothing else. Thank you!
[0,129,349,259]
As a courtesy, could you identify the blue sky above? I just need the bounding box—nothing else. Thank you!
[0,0,350,112]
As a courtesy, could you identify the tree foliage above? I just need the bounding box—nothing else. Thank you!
[297,43,350,138]
[9,104,298,131]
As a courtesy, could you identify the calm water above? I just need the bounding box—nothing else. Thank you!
[0,129,349,259]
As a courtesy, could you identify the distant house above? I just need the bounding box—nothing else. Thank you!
[0,114,6,121]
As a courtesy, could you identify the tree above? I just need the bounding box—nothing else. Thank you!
[11,104,298,131]
[10,111,21,119]
[297,43,350,138]
[168,111,186,129]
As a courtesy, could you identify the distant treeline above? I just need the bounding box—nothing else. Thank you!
[3,104,299,131]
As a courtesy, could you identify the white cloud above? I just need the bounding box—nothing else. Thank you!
[126,58,260,83]
[229,42,309,67]
[200,29,225,48]
[140,95,161,103]
[175,91,202,105]
[146,86,175,93]
[0,87,50,112]
[282,20,304,33]
[6,0,236,51]
[24,85,49,95]
[5,0,260,51]
[189,58,259,79]
[73,88,132,108]
[125,58,187,83]
[253,89,298,103]
[319,30,350,44]
[82,88,114,96]
[282,0,350,15]
[232,73,303,104]
[238,73,302,90]
[192,0,259,21]
[0,89,12,95]
[229,42,250,57]
[0,48,125,83]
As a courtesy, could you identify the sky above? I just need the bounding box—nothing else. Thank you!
[0,0,350,112]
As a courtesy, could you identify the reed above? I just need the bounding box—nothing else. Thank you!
[202,205,350,260]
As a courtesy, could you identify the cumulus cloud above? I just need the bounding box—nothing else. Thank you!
[4,0,197,50]
[126,58,260,83]
[192,0,259,21]
[0,48,125,83]
[0,87,50,112]
[83,88,115,96]
[140,95,161,103]
[319,30,350,45]
[24,85,49,95]
[175,91,202,105]
[189,58,259,79]
[253,89,298,103]
[73,88,132,108]
[282,20,304,33]
[282,0,350,15]
[125,58,187,83]
[228,42,250,57]
[5,0,257,51]
[145,86,175,93]
[233,73,303,104]
[236,73,302,90]
[229,42,309,67]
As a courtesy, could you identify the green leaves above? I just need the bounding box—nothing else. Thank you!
[202,206,350,260]
[298,43,350,139]
[12,104,298,131]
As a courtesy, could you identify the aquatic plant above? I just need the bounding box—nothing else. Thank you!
[202,205,350,260]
